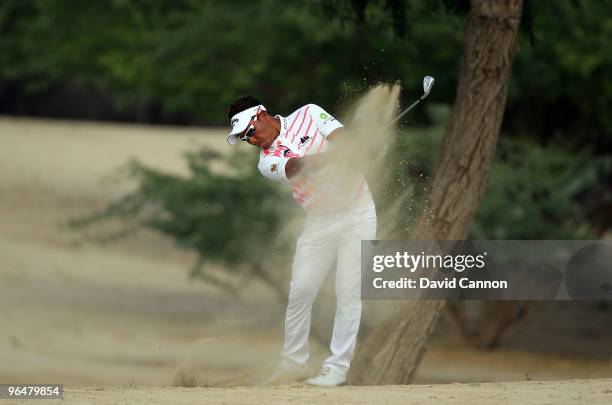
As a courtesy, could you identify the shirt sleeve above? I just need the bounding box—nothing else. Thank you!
[258,153,290,183]
[308,104,343,137]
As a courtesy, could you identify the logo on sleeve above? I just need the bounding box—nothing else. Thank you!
[319,112,335,125]
[271,163,278,173]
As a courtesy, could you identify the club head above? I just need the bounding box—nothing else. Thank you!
[423,76,435,98]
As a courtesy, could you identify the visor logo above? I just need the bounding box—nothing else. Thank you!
[231,118,239,127]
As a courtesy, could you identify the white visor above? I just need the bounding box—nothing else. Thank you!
[227,104,266,145]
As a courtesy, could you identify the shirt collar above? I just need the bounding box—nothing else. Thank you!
[275,115,288,139]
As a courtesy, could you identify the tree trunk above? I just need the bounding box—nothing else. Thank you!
[349,0,524,385]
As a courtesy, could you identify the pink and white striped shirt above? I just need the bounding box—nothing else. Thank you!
[257,104,369,211]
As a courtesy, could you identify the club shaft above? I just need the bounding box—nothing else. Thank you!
[388,98,422,127]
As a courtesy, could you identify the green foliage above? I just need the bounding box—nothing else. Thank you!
[376,104,609,239]
[508,0,612,149]
[0,0,464,122]
[3,0,610,148]
[471,140,606,239]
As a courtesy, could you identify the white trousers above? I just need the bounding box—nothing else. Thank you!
[281,194,377,375]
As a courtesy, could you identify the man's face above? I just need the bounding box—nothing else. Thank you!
[242,112,277,149]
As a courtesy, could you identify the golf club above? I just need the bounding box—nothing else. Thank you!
[385,76,435,129]
[370,76,434,162]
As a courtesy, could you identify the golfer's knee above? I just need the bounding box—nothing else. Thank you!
[336,290,361,313]
[336,280,360,302]
[289,279,318,302]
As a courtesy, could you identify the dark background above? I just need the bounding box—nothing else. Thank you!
[1,0,610,152]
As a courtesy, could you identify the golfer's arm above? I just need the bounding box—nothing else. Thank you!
[286,153,329,179]
[326,127,343,142]
[285,128,344,179]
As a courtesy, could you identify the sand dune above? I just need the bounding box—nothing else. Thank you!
[1,117,611,403]
[0,117,283,387]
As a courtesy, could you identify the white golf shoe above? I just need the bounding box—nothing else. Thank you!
[305,366,346,387]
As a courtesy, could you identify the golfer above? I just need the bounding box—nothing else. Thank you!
[226,95,376,386]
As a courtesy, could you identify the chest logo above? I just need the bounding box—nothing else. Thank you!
[271,163,278,173]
